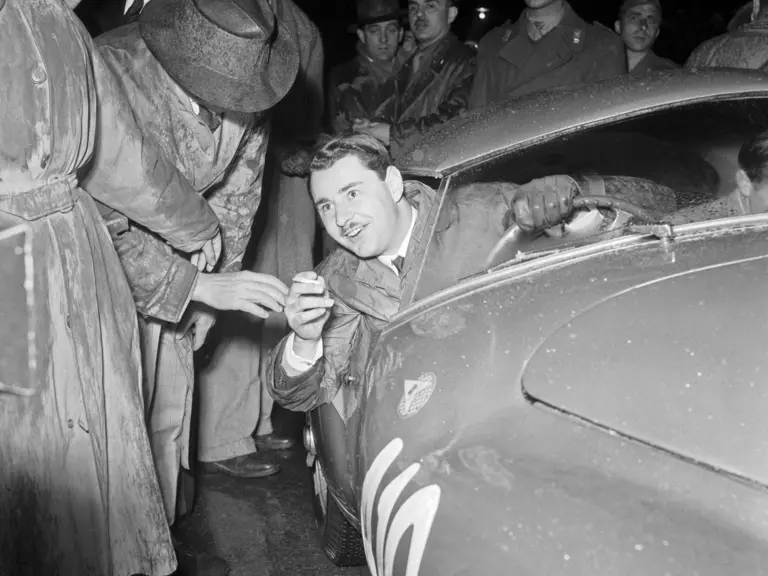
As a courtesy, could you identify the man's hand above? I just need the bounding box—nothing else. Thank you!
[190,230,223,272]
[177,304,217,350]
[512,175,581,232]
[353,121,391,146]
[285,272,334,349]
[193,271,288,318]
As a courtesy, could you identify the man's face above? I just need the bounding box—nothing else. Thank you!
[311,156,403,259]
[358,20,403,62]
[616,5,662,52]
[408,0,457,45]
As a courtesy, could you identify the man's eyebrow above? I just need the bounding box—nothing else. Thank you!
[339,181,363,193]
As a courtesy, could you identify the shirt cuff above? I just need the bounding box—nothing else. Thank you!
[282,332,323,377]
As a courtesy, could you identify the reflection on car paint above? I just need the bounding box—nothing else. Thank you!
[398,373,437,419]
[362,438,441,576]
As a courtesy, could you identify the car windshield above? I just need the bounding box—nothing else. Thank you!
[413,96,768,301]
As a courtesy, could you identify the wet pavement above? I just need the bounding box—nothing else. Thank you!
[176,407,370,576]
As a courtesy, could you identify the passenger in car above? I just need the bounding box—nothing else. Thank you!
[669,130,768,223]
[264,134,676,413]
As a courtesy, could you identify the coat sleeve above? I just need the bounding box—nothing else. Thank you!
[205,121,270,272]
[389,55,477,159]
[82,47,220,254]
[266,291,362,412]
[102,209,200,323]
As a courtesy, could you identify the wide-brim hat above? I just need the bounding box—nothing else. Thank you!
[139,0,299,113]
[347,0,406,33]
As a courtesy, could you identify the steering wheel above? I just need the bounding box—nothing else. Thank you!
[484,195,661,270]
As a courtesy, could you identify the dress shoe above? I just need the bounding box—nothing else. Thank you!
[253,432,296,451]
[201,453,280,478]
[172,537,230,576]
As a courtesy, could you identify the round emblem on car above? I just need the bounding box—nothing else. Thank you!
[397,373,437,419]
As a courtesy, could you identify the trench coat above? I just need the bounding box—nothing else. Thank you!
[85,23,270,324]
[328,43,399,134]
[685,16,768,72]
[376,33,476,159]
[266,175,677,418]
[83,23,272,519]
[0,1,202,574]
[468,2,626,109]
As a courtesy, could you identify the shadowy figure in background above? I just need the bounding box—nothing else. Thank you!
[616,0,678,76]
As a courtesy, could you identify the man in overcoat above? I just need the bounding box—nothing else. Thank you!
[82,0,298,532]
[468,0,625,109]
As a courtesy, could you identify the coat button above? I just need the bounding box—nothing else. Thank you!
[67,419,74,429]
[31,67,47,84]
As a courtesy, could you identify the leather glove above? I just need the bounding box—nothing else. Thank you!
[512,175,581,232]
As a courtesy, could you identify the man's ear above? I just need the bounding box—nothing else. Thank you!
[385,166,405,202]
[614,20,622,34]
[736,168,754,197]
[357,28,366,45]
[448,5,458,25]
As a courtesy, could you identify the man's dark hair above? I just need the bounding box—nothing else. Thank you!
[310,133,392,180]
[738,130,768,184]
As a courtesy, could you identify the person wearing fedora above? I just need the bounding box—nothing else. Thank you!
[353,0,476,160]
[196,0,325,481]
[328,0,407,135]
[615,0,678,76]
[81,0,298,572]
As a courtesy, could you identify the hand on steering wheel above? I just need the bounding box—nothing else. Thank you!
[486,192,661,270]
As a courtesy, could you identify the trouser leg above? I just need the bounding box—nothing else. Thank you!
[142,319,194,523]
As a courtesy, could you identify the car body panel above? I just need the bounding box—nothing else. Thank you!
[523,249,768,486]
[397,70,768,177]
[356,216,768,574]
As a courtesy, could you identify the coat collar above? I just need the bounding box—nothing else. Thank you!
[336,180,435,322]
[498,2,588,81]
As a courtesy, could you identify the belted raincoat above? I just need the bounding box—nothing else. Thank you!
[0,0,223,573]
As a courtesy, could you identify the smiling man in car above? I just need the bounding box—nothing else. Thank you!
[264,134,676,413]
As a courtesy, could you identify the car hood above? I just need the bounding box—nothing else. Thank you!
[521,235,768,486]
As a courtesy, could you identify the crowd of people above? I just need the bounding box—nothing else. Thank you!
[2,0,768,575]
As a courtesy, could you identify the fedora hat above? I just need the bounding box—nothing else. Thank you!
[348,0,405,33]
[140,0,299,113]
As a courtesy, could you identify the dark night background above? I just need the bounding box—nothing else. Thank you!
[76,0,752,78]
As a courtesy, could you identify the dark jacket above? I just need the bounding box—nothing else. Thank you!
[629,50,679,76]
[685,16,768,72]
[469,2,625,109]
[328,43,400,134]
[377,32,476,159]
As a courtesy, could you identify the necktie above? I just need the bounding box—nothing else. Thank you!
[392,256,405,275]
[197,105,222,132]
